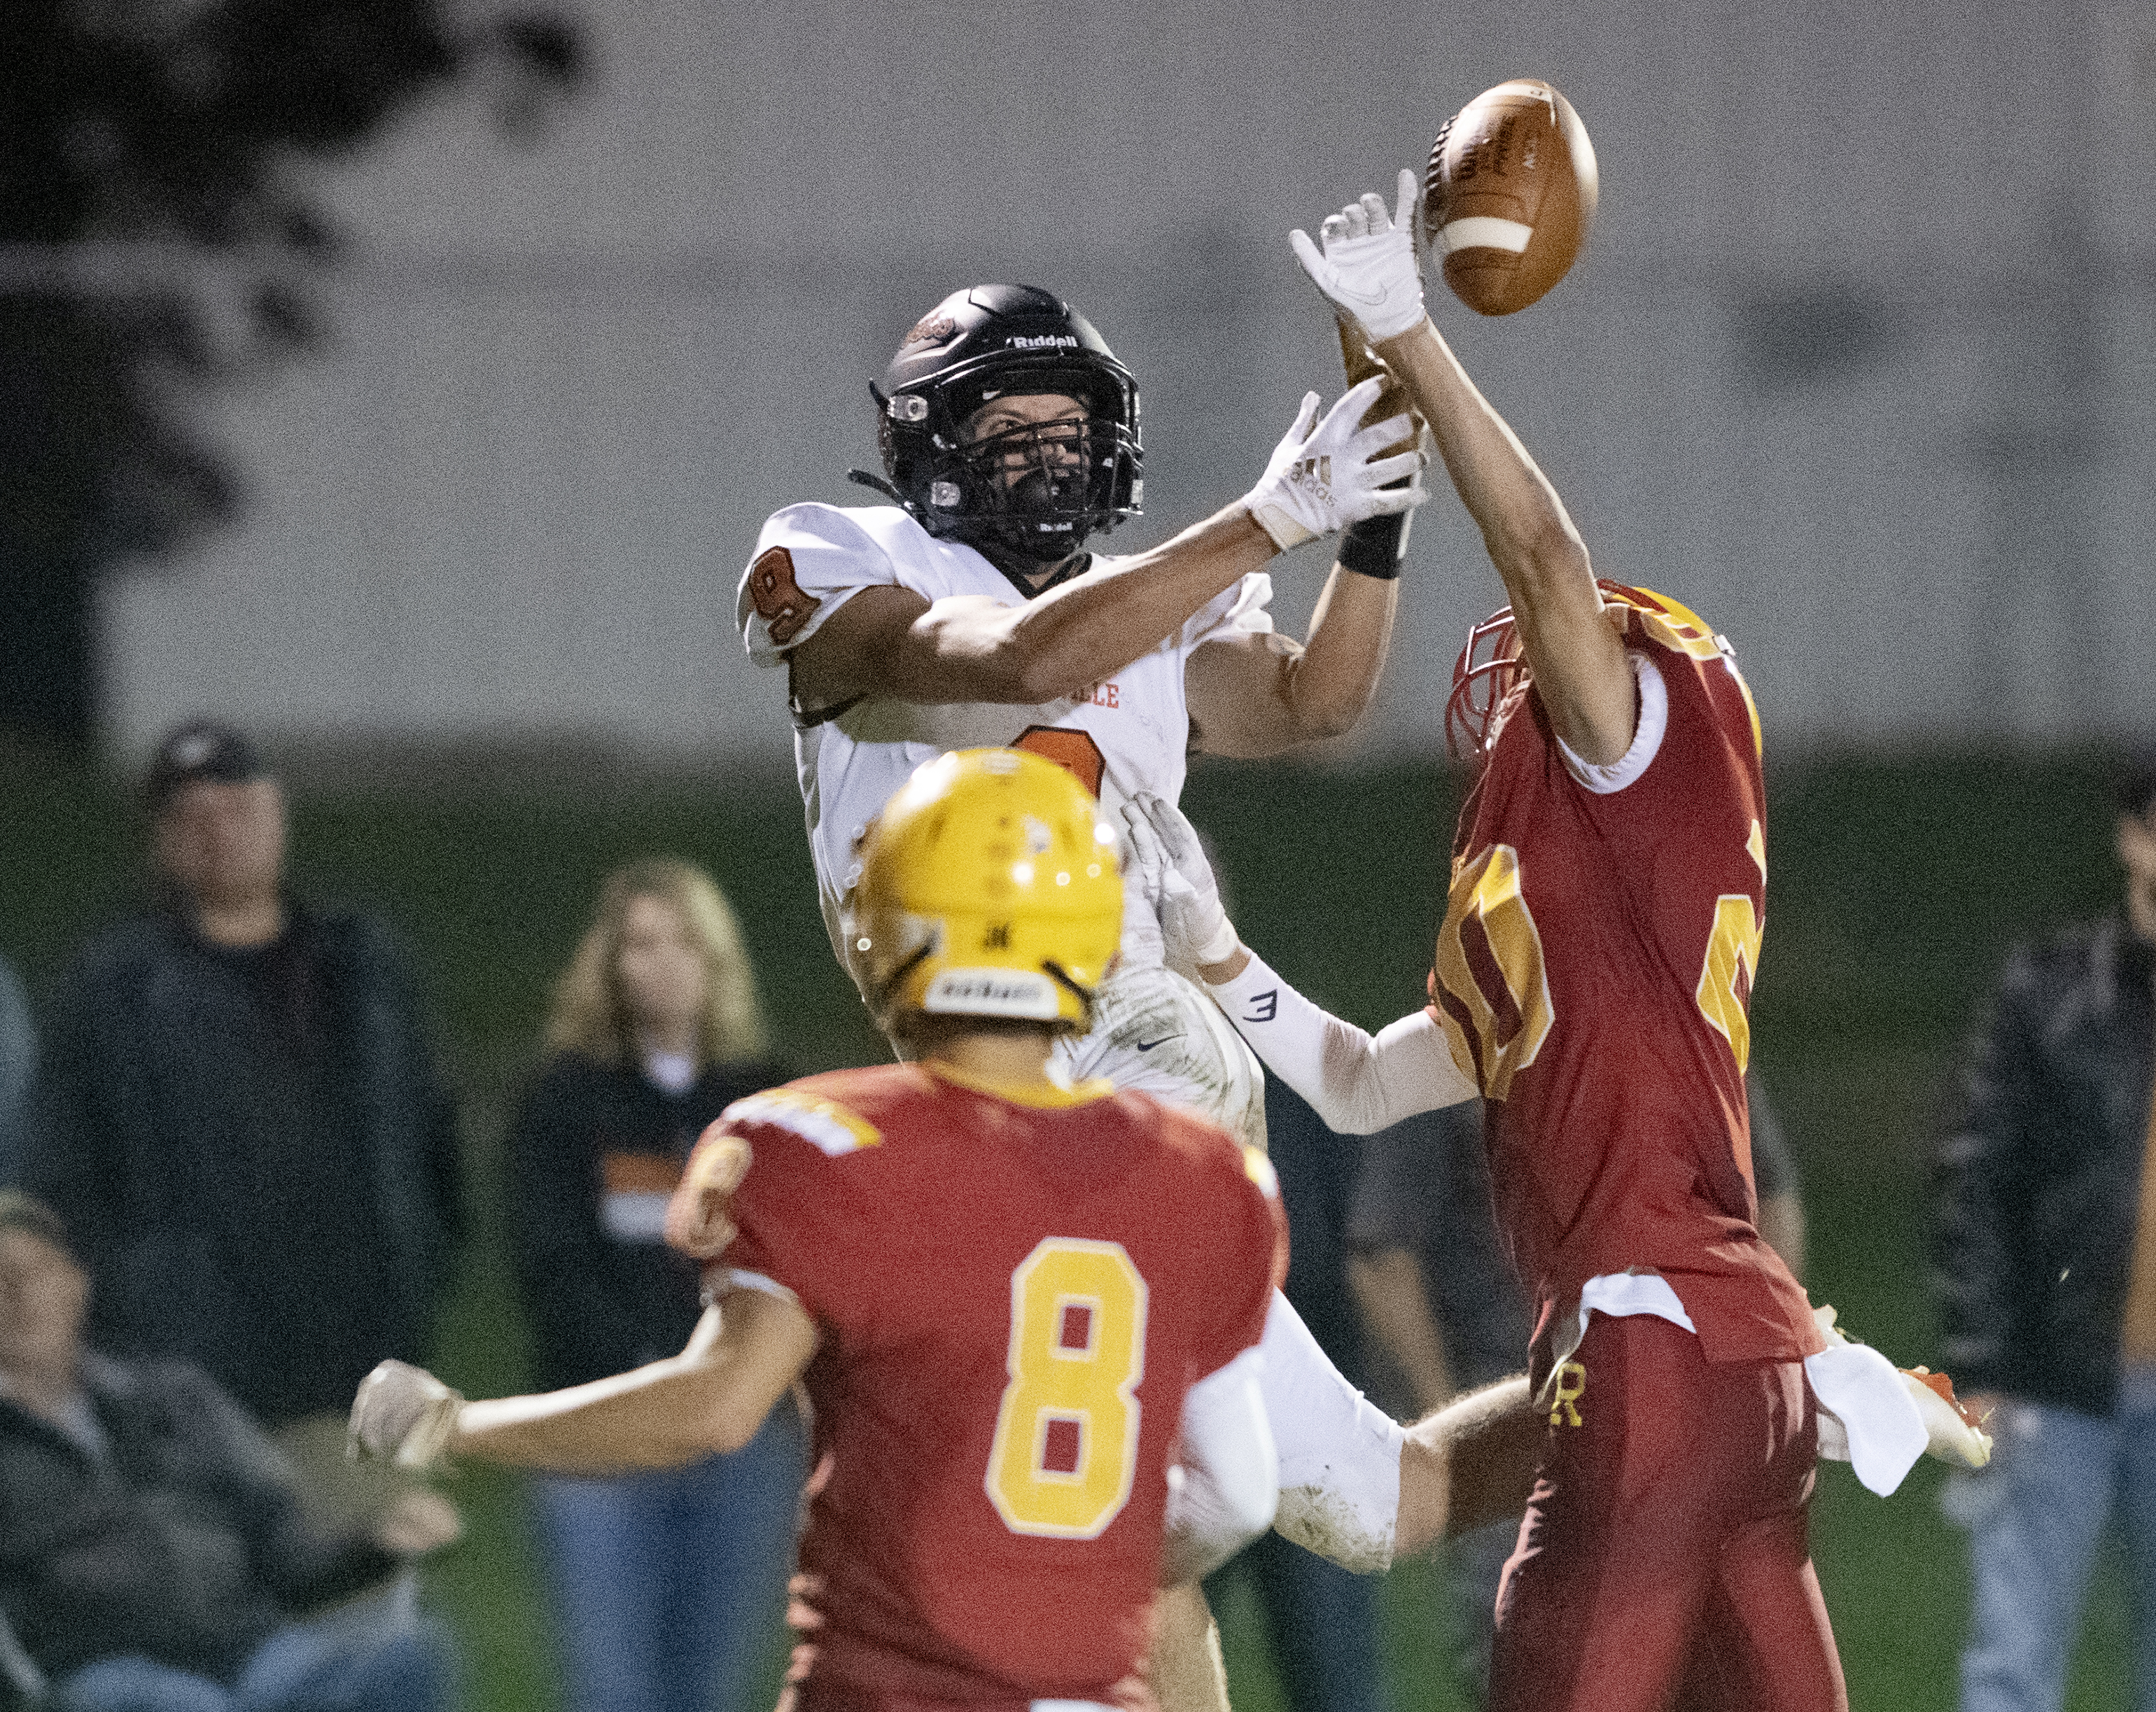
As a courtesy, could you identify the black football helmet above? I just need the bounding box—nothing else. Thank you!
[857,285,1142,568]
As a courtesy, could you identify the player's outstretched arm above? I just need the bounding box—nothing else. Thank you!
[1123,794,1475,1131]
[349,1290,816,1475]
[1149,1586,1234,1712]
[1292,171,1635,766]
[1394,1373,1541,1556]
[788,381,1423,713]
[1182,550,1398,756]
[1176,328,1429,756]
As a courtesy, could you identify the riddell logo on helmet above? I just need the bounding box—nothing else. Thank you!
[1005,335,1079,350]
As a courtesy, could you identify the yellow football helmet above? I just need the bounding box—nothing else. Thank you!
[853,748,1122,1032]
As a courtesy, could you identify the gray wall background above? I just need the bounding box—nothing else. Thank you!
[99,0,2156,767]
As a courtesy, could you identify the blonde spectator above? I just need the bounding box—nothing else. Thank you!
[505,859,801,1712]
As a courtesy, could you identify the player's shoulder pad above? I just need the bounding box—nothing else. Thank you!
[1606,585,1723,664]
[1142,1097,1279,1200]
[755,501,886,557]
[718,1070,888,1160]
[757,500,950,568]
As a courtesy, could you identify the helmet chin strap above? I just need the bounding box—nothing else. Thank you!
[847,468,914,512]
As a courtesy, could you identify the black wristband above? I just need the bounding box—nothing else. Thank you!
[1338,507,1410,579]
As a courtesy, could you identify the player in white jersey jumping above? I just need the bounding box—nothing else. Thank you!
[734,282,1443,1694]
[741,284,1424,1153]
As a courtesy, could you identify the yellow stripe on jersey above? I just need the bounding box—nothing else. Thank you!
[926,1062,1117,1111]
[724,1088,882,1158]
[1242,1146,1281,1201]
[1695,894,1765,1072]
[1618,586,1723,663]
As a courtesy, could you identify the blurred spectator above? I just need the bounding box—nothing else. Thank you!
[0,1189,458,1712]
[507,859,804,1712]
[1748,1074,1809,1285]
[1932,757,2156,1712]
[1348,1100,1527,1709]
[20,719,463,1530]
[1346,1069,1803,1703]
[0,957,31,1184]
[1205,1074,1388,1712]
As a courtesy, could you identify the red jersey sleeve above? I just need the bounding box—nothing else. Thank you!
[1186,1130,1285,1382]
[1566,615,1763,871]
[702,1083,886,1324]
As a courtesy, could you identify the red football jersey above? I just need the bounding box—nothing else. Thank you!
[701,1061,1282,1712]
[1427,589,1819,1380]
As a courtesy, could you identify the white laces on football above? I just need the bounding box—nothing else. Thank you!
[1290,168,1427,345]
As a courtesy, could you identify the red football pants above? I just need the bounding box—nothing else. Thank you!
[1485,1312,1847,1712]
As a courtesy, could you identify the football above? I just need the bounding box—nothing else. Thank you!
[1423,78,1597,316]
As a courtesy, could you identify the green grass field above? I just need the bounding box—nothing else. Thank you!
[0,741,2135,1709]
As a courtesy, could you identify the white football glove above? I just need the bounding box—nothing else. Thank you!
[1811,1305,1993,1472]
[1244,377,1427,552]
[1290,168,1427,344]
[1121,794,1239,969]
[349,1359,465,1472]
[1901,1366,1994,1469]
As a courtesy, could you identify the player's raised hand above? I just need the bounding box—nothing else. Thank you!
[349,1359,465,1471]
[1122,794,1239,969]
[1291,167,1427,344]
[1245,377,1427,551]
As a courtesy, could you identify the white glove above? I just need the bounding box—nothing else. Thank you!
[1290,168,1427,344]
[349,1359,465,1471]
[1121,794,1239,969]
[1244,377,1427,552]
[1810,1305,1993,1473]
[1901,1366,1994,1469]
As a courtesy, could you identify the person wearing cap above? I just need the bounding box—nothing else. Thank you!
[20,719,463,1532]
[0,1189,458,1711]
[1932,756,2156,1712]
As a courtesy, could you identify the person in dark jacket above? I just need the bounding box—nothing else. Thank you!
[506,858,803,1712]
[20,720,463,1531]
[1932,757,2156,1712]
[0,957,31,1187]
[0,1191,456,1711]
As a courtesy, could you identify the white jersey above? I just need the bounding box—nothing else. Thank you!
[738,501,1274,974]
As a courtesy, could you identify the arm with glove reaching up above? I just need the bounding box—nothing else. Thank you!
[791,379,1425,713]
[1289,171,1635,766]
[1120,792,1475,1134]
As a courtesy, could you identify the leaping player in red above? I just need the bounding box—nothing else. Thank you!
[1118,175,1992,1712]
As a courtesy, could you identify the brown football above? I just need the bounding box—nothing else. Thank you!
[1424,79,1597,316]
